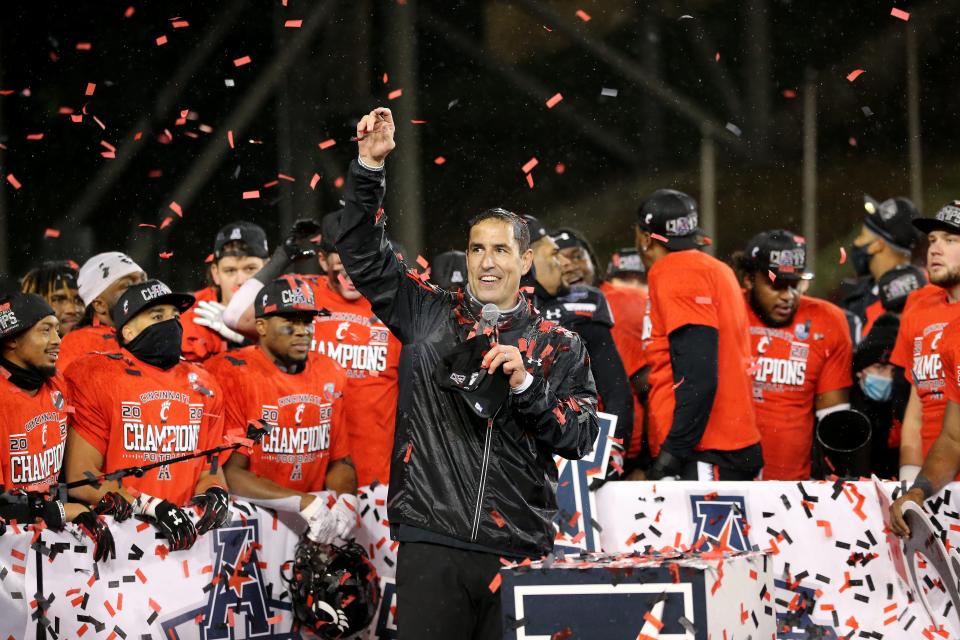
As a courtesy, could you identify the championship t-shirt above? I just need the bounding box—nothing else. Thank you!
[206,346,350,493]
[303,276,401,486]
[746,296,853,480]
[57,324,117,372]
[180,286,228,363]
[891,285,960,456]
[64,350,225,506]
[643,250,759,456]
[0,374,69,490]
[599,281,647,458]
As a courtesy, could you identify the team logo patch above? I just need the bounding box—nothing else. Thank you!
[793,321,810,341]
[665,212,698,235]
[689,494,751,552]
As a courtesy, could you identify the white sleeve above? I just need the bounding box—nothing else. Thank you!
[222,277,266,329]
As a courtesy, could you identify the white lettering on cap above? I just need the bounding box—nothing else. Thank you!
[664,213,698,235]
[140,282,172,302]
[936,204,960,226]
[0,306,19,332]
[884,273,920,299]
[281,288,312,306]
[452,270,464,283]
[230,227,242,240]
[769,248,805,269]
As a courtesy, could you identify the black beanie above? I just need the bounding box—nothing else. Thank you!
[853,313,900,373]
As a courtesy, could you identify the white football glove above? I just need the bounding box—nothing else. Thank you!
[192,300,245,344]
[300,493,338,544]
[331,494,359,541]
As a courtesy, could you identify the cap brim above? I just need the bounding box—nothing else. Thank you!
[663,232,704,251]
[773,271,815,282]
[913,218,959,234]
[256,306,320,318]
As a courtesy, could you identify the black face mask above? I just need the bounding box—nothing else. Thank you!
[849,243,873,278]
[0,356,51,391]
[124,319,183,369]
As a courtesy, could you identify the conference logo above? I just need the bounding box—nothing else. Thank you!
[689,493,751,552]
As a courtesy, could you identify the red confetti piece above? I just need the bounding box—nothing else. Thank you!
[160,217,173,229]
[672,376,685,390]
[124,6,135,18]
[768,270,777,282]
[849,137,858,147]
[416,255,429,269]
[521,157,539,174]
[839,247,847,264]
[846,69,865,82]
[403,442,413,463]
[310,173,321,189]
[890,7,910,21]
[135,568,147,583]
[284,19,303,28]
[233,55,252,67]
[6,174,21,190]
[104,600,116,617]
[555,162,566,174]
[44,228,60,238]
[85,82,96,96]
[388,89,403,100]
[434,156,446,165]
[782,89,797,98]
[155,35,168,46]
[816,519,833,538]
[410,119,428,124]
[318,138,336,150]
[545,92,563,108]
[242,190,260,199]
[169,201,183,217]
[643,611,664,631]
[182,560,190,577]
[488,573,502,593]
[334,176,344,188]
[382,73,389,84]
[159,252,174,259]
[25,133,44,140]
[227,130,234,148]
[575,9,591,21]
[136,521,151,532]
[491,510,506,528]
[171,20,189,28]
[278,173,295,182]
[526,173,535,189]
[148,598,161,613]
[76,42,92,51]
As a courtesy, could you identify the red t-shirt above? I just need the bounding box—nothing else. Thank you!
[180,286,228,363]
[303,276,401,487]
[599,281,647,458]
[206,346,351,493]
[64,350,225,506]
[890,285,960,457]
[746,296,853,480]
[57,324,117,372]
[0,374,69,490]
[643,250,760,456]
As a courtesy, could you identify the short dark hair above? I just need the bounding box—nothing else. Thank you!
[467,208,531,253]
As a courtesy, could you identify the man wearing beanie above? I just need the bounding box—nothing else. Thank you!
[58,252,146,370]
[64,280,229,551]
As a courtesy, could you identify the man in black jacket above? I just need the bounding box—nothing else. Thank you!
[335,107,599,639]
[520,215,633,480]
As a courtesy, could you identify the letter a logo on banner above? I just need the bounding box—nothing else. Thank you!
[689,494,751,552]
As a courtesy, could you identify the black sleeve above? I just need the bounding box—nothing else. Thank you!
[660,324,719,460]
[334,160,443,343]
[891,365,910,422]
[573,321,634,448]
[511,332,600,460]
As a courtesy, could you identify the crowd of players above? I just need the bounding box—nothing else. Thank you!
[0,160,955,562]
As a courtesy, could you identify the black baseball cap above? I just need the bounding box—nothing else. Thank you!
[214,221,270,260]
[552,230,583,251]
[878,264,926,313]
[255,276,319,318]
[742,230,814,281]
[636,189,704,251]
[319,211,341,253]
[521,215,550,244]
[862,195,919,251]
[913,200,960,236]
[432,250,467,290]
[434,334,510,419]
[0,292,56,340]
[606,248,645,277]
[112,280,195,330]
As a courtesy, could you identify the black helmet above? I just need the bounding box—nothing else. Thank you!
[282,540,380,638]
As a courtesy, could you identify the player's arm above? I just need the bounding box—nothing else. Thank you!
[223,452,316,510]
[814,389,850,414]
[891,399,960,536]
[324,457,358,495]
[648,323,719,479]
[64,429,136,506]
[899,386,924,480]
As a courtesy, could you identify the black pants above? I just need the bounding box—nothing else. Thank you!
[396,541,503,640]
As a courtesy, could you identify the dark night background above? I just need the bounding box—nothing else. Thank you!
[0,0,956,297]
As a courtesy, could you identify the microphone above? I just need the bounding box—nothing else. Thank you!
[479,303,501,340]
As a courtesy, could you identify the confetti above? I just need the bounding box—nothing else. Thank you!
[6,174,21,190]
[382,72,389,84]
[227,130,234,149]
[44,228,60,238]
[242,190,260,199]
[839,247,847,264]
[171,20,189,28]
[521,157,538,174]
[768,270,777,282]
[488,573,502,593]
[575,9,591,22]
[600,87,618,97]
[124,6,135,18]
[846,69,865,82]
[284,19,303,28]
[725,122,742,137]
[155,35,168,46]
[318,138,336,150]
[715,51,720,61]
[334,176,344,188]
[555,162,566,174]
[434,155,446,165]
[169,202,183,217]
[388,89,403,100]
[224,79,235,87]
[158,252,174,259]
[76,42,92,51]
[782,89,797,98]
[410,119,428,124]
[526,173,535,189]
[890,7,910,21]
[310,173,321,189]
[233,55,252,67]
[25,133,44,140]
[545,92,563,109]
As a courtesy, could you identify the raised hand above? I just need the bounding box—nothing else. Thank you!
[356,107,396,167]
